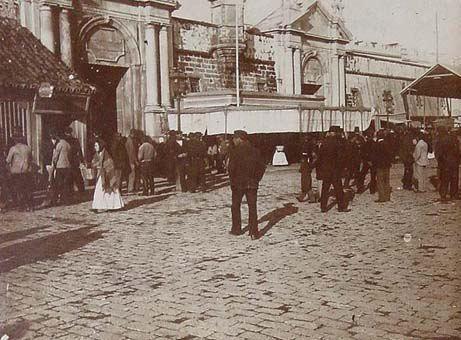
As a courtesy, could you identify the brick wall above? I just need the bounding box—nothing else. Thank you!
[173,18,277,93]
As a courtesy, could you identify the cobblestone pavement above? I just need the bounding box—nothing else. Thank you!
[0,164,460,340]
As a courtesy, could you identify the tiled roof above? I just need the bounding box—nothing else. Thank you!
[0,17,94,95]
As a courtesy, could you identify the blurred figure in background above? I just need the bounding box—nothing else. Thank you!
[413,131,429,193]
[6,133,34,211]
[138,135,156,196]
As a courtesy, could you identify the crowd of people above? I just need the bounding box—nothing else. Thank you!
[297,125,461,214]
[0,127,233,213]
[1,123,460,240]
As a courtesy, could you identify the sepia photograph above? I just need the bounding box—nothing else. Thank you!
[0,0,460,338]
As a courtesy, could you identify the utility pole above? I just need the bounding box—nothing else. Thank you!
[436,11,439,64]
[235,3,240,107]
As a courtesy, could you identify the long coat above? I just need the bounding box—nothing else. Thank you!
[316,136,342,180]
[228,141,266,190]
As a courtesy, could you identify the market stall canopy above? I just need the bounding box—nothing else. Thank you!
[0,18,94,114]
[400,64,461,99]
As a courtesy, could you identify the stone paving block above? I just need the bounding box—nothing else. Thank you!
[240,330,275,340]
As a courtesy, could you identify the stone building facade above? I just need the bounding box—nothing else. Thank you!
[4,0,448,145]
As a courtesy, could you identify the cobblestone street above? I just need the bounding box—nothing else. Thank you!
[0,164,460,340]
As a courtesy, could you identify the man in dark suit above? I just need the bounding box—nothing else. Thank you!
[316,126,349,213]
[372,129,394,202]
[228,130,266,239]
[437,127,460,202]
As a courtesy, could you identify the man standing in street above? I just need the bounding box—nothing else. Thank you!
[64,127,85,193]
[413,131,429,193]
[51,132,73,205]
[125,129,139,194]
[399,127,415,190]
[138,135,156,196]
[356,131,377,194]
[372,129,393,202]
[228,130,266,239]
[6,134,34,211]
[437,127,460,202]
[316,126,349,213]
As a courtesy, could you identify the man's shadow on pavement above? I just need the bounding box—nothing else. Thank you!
[0,226,105,273]
[122,193,175,211]
[253,203,299,239]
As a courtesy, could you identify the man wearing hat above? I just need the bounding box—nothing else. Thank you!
[316,126,349,212]
[51,131,73,204]
[6,132,34,211]
[186,132,207,192]
[64,127,85,193]
[228,130,266,239]
[125,129,140,193]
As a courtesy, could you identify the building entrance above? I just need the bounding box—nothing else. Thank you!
[81,64,128,142]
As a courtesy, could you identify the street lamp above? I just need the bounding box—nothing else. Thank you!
[170,68,187,133]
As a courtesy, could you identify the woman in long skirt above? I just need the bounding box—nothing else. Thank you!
[91,139,124,212]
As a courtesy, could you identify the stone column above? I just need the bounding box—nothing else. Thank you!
[293,48,302,95]
[330,55,340,106]
[59,8,72,67]
[338,55,346,106]
[19,0,31,29]
[144,23,160,136]
[145,23,160,108]
[159,25,171,107]
[39,4,55,53]
[283,47,294,95]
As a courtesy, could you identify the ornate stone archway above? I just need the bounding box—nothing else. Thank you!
[77,16,143,139]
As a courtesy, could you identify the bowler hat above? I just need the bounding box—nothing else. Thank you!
[328,126,341,133]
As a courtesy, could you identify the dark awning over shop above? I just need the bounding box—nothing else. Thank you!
[400,64,461,99]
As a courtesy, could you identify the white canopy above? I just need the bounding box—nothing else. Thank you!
[168,107,373,135]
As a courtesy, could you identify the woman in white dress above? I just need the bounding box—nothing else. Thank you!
[91,139,124,213]
[272,145,289,166]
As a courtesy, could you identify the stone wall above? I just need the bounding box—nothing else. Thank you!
[0,0,17,19]
[173,18,277,93]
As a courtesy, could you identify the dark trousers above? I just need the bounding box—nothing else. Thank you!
[344,161,361,188]
[127,163,138,192]
[71,166,85,192]
[376,167,391,201]
[11,173,34,209]
[231,187,258,235]
[320,176,345,211]
[439,165,459,199]
[140,161,154,195]
[402,161,414,190]
[55,168,72,203]
[187,159,201,192]
[176,163,187,192]
[357,162,377,193]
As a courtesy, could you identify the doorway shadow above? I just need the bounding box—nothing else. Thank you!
[0,226,105,273]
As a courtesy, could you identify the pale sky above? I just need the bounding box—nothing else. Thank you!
[175,0,461,63]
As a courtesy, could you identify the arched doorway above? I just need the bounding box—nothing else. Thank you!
[77,17,142,142]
